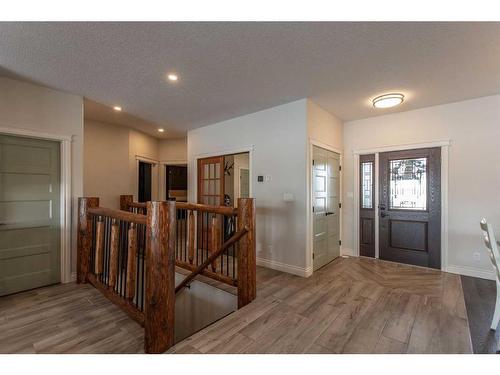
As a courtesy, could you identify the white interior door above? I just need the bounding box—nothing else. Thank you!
[313,146,340,271]
[0,134,61,296]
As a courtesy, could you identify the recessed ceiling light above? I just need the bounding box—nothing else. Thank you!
[372,93,404,109]
[167,73,178,82]
[113,106,122,112]
[158,128,165,133]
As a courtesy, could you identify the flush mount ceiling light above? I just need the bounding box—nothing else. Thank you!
[158,128,165,133]
[113,106,122,112]
[372,93,404,109]
[167,73,178,82]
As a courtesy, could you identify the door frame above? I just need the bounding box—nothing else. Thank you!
[352,140,450,271]
[307,138,343,277]
[192,145,254,204]
[0,125,73,283]
[134,155,159,202]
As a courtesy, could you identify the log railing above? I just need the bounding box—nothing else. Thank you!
[77,198,176,353]
[78,195,256,353]
[120,195,256,307]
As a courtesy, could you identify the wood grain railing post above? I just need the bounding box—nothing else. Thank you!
[120,195,134,211]
[108,219,120,289]
[237,198,256,308]
[126,223,137,301]
[77,197,99,284]
[94,216,105,276]
[144,200,176,354]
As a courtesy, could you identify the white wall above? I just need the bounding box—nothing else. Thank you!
[188,99,310,276]
[84,120,160,209]
[0,76,83,274]
[343,94,500,279]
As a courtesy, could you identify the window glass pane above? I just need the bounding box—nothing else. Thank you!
[389,158,427,210]
[204,164,209,178]
[215,163,220,179]
[361,162,373,209]
[209,164,215,179]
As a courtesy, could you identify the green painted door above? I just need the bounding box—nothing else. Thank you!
[0,134,61,296]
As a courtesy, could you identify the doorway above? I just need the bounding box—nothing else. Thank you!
[138,160,152,202]
[165,165,187,202]
[312,145,341,271]
[357,147,442,269]
[0,134,61,296]
[379,147,441,268]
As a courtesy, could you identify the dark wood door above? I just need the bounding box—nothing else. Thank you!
[359,154,375,257]
[379,147,441,269]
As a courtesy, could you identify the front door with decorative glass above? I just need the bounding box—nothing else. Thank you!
[379,147,441,269]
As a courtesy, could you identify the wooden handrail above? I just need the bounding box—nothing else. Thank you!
[176,202,238,216]
[88,207,147,225]
[119,195,238,216]
[175,226,249,294]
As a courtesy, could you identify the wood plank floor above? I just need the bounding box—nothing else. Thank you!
[0,257,473,353]
[169,257,472,354]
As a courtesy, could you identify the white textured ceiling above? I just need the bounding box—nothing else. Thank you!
[0,22,499,137]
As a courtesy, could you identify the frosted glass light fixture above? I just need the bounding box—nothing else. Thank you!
[372,93,404,108]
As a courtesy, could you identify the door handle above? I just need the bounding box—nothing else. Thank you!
[325,212,334,216]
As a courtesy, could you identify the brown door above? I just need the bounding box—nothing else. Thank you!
[359,154,375,257]
[198,156,224,206]
[379,148,441,269]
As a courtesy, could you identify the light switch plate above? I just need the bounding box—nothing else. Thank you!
[265,175,272,182]
[283,192,294,202]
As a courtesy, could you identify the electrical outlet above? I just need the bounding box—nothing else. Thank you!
[473,252,481,261]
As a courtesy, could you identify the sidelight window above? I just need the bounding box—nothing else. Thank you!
[361,162,373,209]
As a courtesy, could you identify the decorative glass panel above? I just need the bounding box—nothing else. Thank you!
[389,158,427,210]
[215,163,220,179]
[361,162,373,209]
[209,164,215,179]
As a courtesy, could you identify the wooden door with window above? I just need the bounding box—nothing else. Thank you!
[197,157,225,264]
[198,156,224,206]
[379,147,441,269]
[359,154,375,257]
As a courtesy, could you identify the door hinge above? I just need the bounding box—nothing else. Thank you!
[339,240,342,246]
[312,206,315,213]
[312,252,315,259]
[339,165,342,171]
[312,159,315,166]
[338,202,342,209]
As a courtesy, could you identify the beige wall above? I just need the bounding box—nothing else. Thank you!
[0,76,83,274]
[159,138,187,162]
[306,100,344,273]
[84,120,130,208]
[84,120,160,209]
[342,94,500,279]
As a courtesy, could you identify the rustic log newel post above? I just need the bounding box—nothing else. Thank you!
[120,195,133,211]
[237,198,256,308]
[77,197,99,284]
[144,200,176,354]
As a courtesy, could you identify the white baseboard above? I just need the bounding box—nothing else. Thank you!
[340,247,355,257]
[446,265,495,281]
[256,257,312,277]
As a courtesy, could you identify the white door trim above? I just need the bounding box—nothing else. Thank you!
[352,140,450,271]
[192,145,254,203]
[308,138,342,277]
[0,125,73,284]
